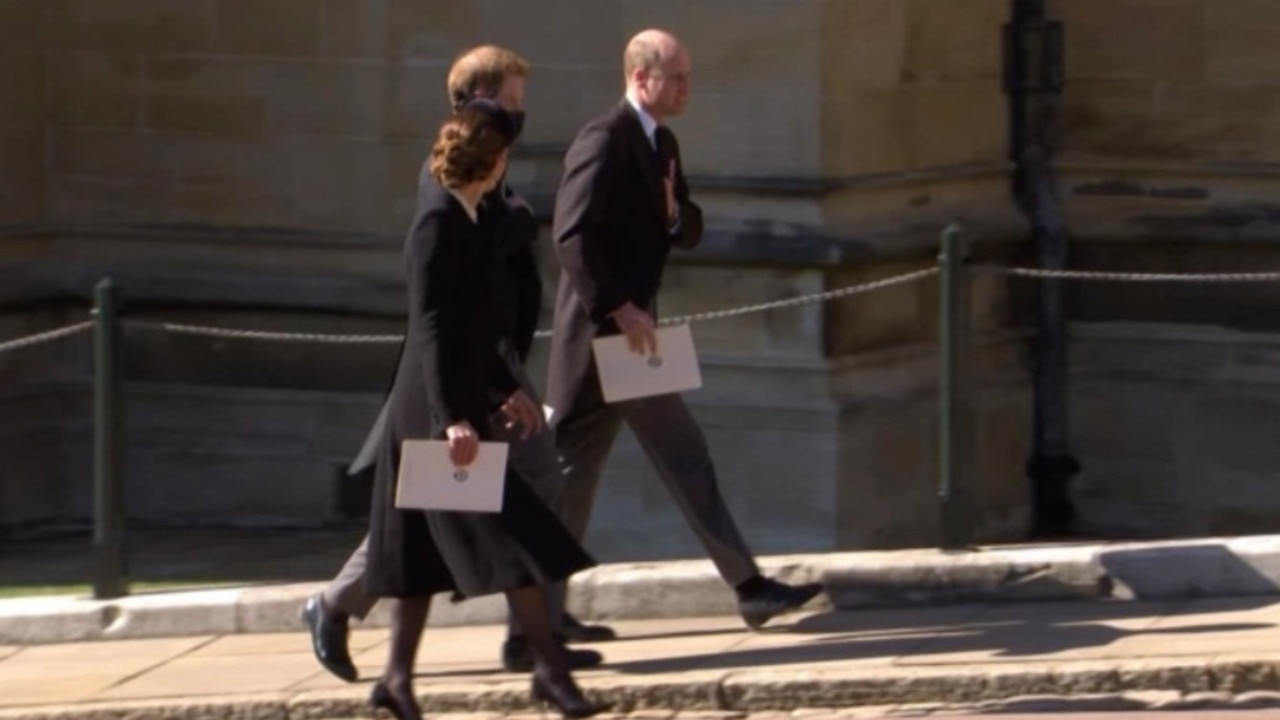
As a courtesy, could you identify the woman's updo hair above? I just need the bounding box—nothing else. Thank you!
[429,98,518,189]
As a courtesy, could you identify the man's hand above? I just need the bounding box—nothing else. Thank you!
[499,389,544,440]
[611,302,658,355]
[445,421,479,466]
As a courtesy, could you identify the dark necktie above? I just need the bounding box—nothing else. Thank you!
[653,126,674,169]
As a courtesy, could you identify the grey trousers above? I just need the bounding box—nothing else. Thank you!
[323,359,568,635]
[554,388,760,588]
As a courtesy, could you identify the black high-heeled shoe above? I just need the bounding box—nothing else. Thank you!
[530,674,612,719]
[370,680,422,720]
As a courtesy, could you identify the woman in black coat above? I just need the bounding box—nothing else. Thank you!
[364,100,606,720]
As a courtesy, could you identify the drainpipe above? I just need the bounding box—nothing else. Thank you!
[1004,0,1080,537]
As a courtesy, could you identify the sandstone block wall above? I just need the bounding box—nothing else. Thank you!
[0,0,45,225]
[1051,0,1280,538]
[1056,0,1280,242]
[1,0,1040,555]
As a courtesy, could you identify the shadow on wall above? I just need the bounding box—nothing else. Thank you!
[814,540,1280,610]
[1099,542,1280,600]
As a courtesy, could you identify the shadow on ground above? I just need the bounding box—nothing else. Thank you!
[607,595,1280,674]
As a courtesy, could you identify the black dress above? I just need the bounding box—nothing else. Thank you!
[365,169,594,599]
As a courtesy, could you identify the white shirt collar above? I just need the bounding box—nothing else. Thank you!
[447,188,479,224]
[625,94,659,148]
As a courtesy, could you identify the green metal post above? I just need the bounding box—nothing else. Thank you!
[92,278,127,599]
[938,224,971,550]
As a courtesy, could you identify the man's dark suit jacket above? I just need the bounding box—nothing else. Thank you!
[488,184,542,363]
[544,101,704,419]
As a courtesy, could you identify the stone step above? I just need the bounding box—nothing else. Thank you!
[5,535,1280,644]
[2,658,1280,720]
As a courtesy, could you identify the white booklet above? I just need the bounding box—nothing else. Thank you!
[591,323,703,403]
[395,440,509,513]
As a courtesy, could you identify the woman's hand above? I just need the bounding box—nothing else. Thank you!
[445,421,480,466]
[499,389,544,439]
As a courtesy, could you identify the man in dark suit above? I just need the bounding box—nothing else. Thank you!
[301,46,612,683]
[547,29,824,630]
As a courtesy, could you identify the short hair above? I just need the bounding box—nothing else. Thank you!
[624,36,663,79]
[428,108,510,189]
[447,45,529,111]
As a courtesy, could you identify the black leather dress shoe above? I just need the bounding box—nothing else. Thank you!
[737,578,824,630]
[561,612,618,643]
[501,634,605,673]
[300,594,358,682]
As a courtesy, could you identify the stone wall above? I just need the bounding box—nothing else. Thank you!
[23,0,1027,245]
[0,310,89,530]
[1056,0,1280,241]
[1,1,60,532]
[1050,0,1280,538]
[0,0,1037,556]
[1069,322,1280,539]
[37,0,615,233]
[0,0,45,224]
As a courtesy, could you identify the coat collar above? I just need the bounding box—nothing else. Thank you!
[624,94,659,147]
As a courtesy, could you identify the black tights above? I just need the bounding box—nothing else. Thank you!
[381,586,571,707]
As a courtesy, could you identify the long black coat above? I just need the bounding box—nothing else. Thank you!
[364,169,593,599]
[545,101,704,418]
[348,181,539,477]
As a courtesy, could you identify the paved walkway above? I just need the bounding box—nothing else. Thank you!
[4,597,1280,718]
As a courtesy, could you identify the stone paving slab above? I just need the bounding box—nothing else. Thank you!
[3,600,1280,718]
[0,637,216,706]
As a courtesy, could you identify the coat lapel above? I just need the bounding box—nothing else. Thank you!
[620,103,667,222]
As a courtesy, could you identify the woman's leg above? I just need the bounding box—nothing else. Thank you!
[373,596,430,719]
[505,585,607,718]
[505,585,567,673]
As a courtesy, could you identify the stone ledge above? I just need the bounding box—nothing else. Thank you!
[0,230,977,340]
[516,146,1010,195]
[6,536,1280,645]
[2,658,1280,720]
[0,224,954,318]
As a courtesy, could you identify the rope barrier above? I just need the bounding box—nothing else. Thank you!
[974,265,1280,283]
[5,263,1280,353]
[0,321,93,356]
[123,321,405,345]
[122,267,942,344]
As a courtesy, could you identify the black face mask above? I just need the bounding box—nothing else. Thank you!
[459,97,520,147]
[461,92,525,142]
[508,110,526,142]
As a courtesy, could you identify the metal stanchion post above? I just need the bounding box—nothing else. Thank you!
[938,224,971,551]
[92,278,128,599]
